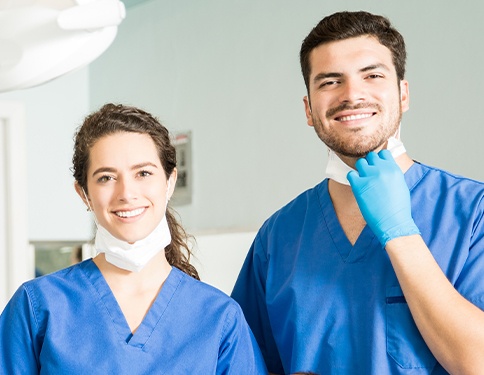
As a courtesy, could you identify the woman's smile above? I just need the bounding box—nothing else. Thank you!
[114,207,146,218]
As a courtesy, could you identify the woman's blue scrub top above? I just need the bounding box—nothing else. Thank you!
[0,261,267,374]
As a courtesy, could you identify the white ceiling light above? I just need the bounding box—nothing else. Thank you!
[0,0,126,93]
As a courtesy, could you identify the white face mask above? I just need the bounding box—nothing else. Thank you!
[94,215,171,272]
[82,180,173,272]
[325,128,406,185]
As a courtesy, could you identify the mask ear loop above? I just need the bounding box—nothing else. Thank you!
[166,179,171,206]
[81,187,100,230]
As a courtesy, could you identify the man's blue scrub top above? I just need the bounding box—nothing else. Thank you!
[232,162,484,374]
[0,261,267,374]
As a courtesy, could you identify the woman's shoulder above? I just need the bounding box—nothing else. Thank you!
[18,259,94,302]
[172,267,230,296]
[170,267,241,311]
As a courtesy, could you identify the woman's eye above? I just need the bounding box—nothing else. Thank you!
[139,170,153,178]
[97,175,113,183]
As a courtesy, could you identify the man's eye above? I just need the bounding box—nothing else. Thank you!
[321,80,339,87]
[367,74,383,79]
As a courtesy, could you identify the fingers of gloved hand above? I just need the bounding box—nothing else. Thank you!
[378,149,393,161]
[346,149,420,246]
[354,157,370,176]
[347,170,360,186]
[365,151,381,166]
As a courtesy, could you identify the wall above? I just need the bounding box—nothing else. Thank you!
[89,0,484,237]
[192,231,256,295]
[0,68,92,241]
[0,1,483,293]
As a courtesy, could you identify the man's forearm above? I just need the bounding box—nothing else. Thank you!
[386,235,484,375]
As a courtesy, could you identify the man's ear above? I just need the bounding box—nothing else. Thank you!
[303,96,314,127]
[400,80,410,113]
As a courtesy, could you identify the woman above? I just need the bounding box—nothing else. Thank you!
[0,103,267,374]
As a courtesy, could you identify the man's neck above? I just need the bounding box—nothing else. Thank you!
[337,152,414,172]
[327,153,414,245]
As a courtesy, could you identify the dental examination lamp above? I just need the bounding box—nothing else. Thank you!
[0,0,126,93]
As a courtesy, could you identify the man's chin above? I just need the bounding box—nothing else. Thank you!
[335,143,386,158]
[336,149,373,159]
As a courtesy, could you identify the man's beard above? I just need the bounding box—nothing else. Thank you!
[312,102,402,158]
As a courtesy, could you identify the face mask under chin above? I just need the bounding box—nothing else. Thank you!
[94,215,172,272]
[325,130,406,185]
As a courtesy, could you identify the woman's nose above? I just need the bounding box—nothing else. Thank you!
[116,177,137,201]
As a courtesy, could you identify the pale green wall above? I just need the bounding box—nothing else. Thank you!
[89,0,484,234]
[1,0,483,241]
[0,68,91,241]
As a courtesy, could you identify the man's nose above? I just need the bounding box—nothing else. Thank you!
[338,79,366,104]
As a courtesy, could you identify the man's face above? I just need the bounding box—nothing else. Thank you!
[303,35,409,159]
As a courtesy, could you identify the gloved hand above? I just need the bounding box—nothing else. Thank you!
[347,150,420,247]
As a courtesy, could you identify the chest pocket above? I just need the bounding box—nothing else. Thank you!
[386,286,437,369]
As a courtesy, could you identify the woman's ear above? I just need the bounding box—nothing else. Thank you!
[74,182,90,209]
[167,169,178,201]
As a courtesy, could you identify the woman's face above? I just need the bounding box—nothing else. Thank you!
[79,131,175,243]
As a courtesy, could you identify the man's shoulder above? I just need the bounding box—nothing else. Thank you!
[411,162,484,213]
[412,162,484,192]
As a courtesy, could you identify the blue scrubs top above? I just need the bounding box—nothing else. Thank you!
[0,261,267,374]
[232,162,484,374]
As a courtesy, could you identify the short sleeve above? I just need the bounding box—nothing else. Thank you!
[216,302,268,375]
[455,196,484,308]
[231,235,284,374]
[0,285,40,374]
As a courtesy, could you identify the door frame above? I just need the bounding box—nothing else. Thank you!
[0,101,32,310]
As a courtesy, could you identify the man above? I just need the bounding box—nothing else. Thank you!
[232,11,484,375]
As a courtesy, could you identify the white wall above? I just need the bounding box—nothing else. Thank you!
[192,231,256,294]
[0,68,92,241]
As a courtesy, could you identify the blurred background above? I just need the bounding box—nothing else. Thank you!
[1,0,483,307]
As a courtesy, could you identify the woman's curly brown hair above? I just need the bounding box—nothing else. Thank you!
[72,103,199,279]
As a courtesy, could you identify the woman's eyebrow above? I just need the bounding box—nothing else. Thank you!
[131,162,158,170]
[91,162,158,177]
[91,167,116,177]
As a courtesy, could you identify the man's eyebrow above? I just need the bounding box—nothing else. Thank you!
[360,63,390,72]
[312,72,342,85]
[312,63,391,85]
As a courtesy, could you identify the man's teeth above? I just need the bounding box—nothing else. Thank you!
[115,208,145,218]
[338,113,373,122]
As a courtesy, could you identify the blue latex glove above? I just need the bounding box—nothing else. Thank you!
[347,150,420,247]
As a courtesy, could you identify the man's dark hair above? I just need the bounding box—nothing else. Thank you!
[300,11,407,92]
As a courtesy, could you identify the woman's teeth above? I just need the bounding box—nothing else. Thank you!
[115,208,145,218]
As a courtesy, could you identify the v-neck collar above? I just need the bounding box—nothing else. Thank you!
[317,179,379,263]
[316,162,426,263]
[80,260,183,348]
